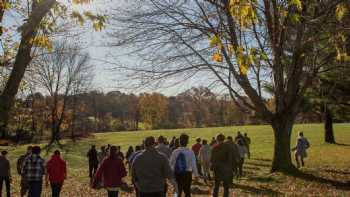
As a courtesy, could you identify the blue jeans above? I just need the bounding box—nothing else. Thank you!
[28,180,42,197]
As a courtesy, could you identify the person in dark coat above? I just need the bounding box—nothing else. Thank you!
[226,136,240,177]
[211,134,233,197]
[0,150,11,197]
[87,145,99,178]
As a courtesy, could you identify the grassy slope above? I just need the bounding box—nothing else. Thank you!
[1,123,350,196]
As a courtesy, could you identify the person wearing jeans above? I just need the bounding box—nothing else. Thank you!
[47,150,67,197]
[0,150,11,197]
[22,146,46,197]
[170,134,199,197]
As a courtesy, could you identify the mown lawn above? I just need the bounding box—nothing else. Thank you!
[1,123,350,196]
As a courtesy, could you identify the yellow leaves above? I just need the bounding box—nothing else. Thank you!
[290,0,302,11]
[209,35,220,48]
[0,0,11,10]
[336,3,348,21]
[229,0,257,28]
[30,35,53,52]
[72,0,92,4]
[212,52,223,62]
[71,11,85,26]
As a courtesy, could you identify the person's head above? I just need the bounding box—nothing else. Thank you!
[237,139,244,146]
[127,146,134,152]
[91,145,96,149]
[101,146,105,151]
[179,134,189,147]
[53,150,60,156]
[216,134,225,143]
[299,131,304,137]
[196,138,201,143]
[237,131,241,136]
[144,136,156,149]
[135,145,142,152]
[110,146,117,157]
[1,150,8,157]
[117,146,121,151]
[244,133,248,137]
[32,146,41,155]
[158,135,166,144]
[175,138,180,148]
[227,136,233,142]
[202,140,208,145]
[27,146,32,154]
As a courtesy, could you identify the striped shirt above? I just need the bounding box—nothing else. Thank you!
[22,154,46,181]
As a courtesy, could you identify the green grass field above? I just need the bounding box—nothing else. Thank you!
[1,123,350,196]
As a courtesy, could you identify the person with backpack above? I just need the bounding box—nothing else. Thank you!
[46,150,67,197]
[293,131,310,168]
[211,134,233,197]
[170,134,198,197]
[17,146,32,197]
[87,145,99,179]
[0,150,11,197]
[92,146,127,197]
[22,146,46,197]
[132,136,178,197]
[191,138,202,176]
[198,140,211,182]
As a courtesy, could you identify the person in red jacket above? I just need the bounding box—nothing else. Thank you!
[92,146,127,197]
[46,150,67,197]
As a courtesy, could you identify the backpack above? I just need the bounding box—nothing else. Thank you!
[174,152,187,174]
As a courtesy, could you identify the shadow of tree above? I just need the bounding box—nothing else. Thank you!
[323,169,350,175]
[250,158,272,162]
[245,161,271,168]
[246,176,278,183]
[233,183,283,196]
[290,171,350,191]
[335,143,350,147]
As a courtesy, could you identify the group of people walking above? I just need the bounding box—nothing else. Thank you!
[0,146,67,197]
[87,131,251,197]
[0,131,310,197]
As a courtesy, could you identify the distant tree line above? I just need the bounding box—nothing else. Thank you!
[5,85,338,143]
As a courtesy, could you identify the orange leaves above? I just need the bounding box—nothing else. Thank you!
[212,52,223,62]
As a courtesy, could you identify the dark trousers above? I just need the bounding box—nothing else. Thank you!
[107,191,119,197]
[28,180,42,197]
[139,192,163,197]
[0,177,10,197]
[89,163,98,178]
[238,158,244,176]
[50,183,62,197]
[213,179,230,197]
[175,171,192,197]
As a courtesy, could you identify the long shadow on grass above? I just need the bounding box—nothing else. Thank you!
[250,158,272,162]
[245,161,271,168]
[292,171,350,190]
[323,169,350,175]
[233,183,282,196]
[335,143,350,147]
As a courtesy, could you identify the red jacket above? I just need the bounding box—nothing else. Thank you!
[92,155,127,188]
[47,155,67,184]
[192,143,202,156]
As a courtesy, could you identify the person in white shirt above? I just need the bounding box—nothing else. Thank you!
[170,134,198,197]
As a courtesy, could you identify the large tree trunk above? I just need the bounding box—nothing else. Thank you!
[271,117,297,173]
[0,0,57,139]
[324,107,335,144]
